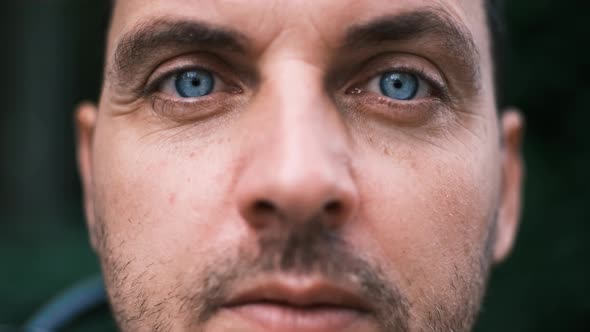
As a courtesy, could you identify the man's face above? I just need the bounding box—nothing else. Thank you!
[76,0,524,331]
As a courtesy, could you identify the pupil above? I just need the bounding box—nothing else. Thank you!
[191,79,201,87]
[393,80,403,89]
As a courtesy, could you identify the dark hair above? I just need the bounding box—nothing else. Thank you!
[103,0,505,105]
[485,0,506,107]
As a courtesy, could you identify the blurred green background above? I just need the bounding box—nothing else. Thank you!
[0,0,588,331]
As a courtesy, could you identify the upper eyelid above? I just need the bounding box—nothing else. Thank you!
[351,65,450,102]
[337,52,451,95]
[143,66,218,95]
[142,54,450,102]
[141,53,247,96]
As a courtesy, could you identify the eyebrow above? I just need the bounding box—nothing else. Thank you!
[110,19,247,84]
[343,7,481,86]
[109,8,481,92]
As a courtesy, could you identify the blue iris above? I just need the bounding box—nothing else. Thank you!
[379,72,419,100]
[174,70,214,98]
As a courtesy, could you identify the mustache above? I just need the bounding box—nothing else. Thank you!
[183,218,410,331]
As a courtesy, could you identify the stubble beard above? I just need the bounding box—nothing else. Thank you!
[93,212,496,332]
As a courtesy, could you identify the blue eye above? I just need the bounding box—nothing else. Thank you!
[174,70,214,98]
[379,72,419,100]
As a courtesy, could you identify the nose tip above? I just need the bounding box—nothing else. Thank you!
[237,168,358,230]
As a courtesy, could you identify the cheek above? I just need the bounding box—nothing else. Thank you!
[91,125,246,288]
[351,137,500,303]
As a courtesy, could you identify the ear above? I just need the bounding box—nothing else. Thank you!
[493,109,525,263]
[75,102,99,251]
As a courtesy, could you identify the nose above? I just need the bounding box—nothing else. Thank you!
[237,153,358,229]
[235,63,359,231]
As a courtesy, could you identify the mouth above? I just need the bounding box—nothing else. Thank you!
[220,275,374,332]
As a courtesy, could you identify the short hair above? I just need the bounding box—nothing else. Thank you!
[485,0,506,107]
[102,0,506,105]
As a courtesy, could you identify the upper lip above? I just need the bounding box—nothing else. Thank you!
[223,275,372,312]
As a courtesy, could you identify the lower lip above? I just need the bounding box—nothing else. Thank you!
[222,303,370,332]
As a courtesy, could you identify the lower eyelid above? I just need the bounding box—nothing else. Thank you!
[344,92,450,125]
[150,95,218,120]
[149,89,246,122]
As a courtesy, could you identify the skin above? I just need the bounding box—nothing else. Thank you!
[76,0,524,331]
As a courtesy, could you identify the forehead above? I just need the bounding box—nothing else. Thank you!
[109,0,489,58]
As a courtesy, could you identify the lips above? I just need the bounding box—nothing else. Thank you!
[220,275,374,332]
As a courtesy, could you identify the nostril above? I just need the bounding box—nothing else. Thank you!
[244,199,279,229]
[324,200,342,215]
[253,199,276,214]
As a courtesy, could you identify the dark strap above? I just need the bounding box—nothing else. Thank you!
[25,275,107,331]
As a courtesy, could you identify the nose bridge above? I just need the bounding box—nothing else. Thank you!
[271,61,343,182]
[235,59,358,227]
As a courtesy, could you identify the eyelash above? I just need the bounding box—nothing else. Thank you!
[140,60,451,124]
[144,66,211,96]
[349,65,451,103]
[140,63,245,121]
